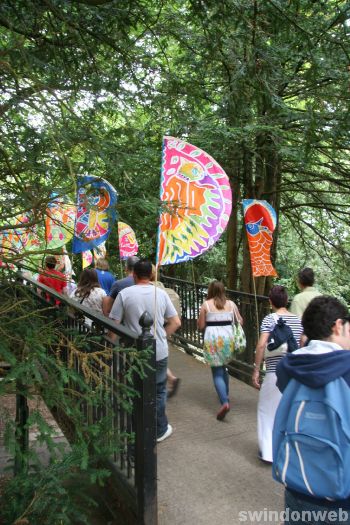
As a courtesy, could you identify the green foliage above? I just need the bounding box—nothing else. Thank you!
[0,277,151,524]
[2,448,109,525]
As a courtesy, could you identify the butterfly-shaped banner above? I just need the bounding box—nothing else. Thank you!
[156,137,232,266]
[72,176,117,254]
[118,222,138,259]
[242,199,277,277]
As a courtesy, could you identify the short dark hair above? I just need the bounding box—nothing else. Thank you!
[269,285,288,308]
[126,256,139,271]
[302,295,348,341]
[45,256,57,269]
[298,267,315,287]
[134,259,152,279]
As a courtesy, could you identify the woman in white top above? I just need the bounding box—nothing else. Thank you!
[198,281,243,421]
[70,268,106,327]
[252,285,303,462]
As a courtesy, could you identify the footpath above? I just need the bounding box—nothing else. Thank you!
[158,344,284,525]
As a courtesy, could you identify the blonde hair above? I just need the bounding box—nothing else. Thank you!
[95,258,109,270]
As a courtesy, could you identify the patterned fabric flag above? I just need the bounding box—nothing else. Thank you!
[82,250,93,269]
[45,194,75,249]
[72,176,117,254]
[93,241,107,260]
[118,222,138,259]
[242,199,277,277]
[1,214,40,257]
[156,137,232,266]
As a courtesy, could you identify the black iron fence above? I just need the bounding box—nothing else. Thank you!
[161,275,270,383]
[15,274,157,525]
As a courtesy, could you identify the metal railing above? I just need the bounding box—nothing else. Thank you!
[15,274,157,525]
[161,275,270,383]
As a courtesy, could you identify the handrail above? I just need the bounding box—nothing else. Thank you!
[18,272,138,339]
[160,274,269,301]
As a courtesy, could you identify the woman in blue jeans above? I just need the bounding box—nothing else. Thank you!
[198,281,243,421]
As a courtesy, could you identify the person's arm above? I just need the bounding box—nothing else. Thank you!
[108,294,123,341]
[102,295,113,316]
[197,303,207,331]
[252,332,269,389]
[165,315,181,337]
[103,295,115,316]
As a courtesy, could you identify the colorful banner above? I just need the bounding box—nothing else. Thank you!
[242,199,277,277]
[72,176,117,253]
[45,194,75,249]
[1,214,40,257]
[156,137,232,266]
[118,222,138,259]
[82,250,93,269]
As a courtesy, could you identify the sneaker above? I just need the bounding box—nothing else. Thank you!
[216,403,230,421]
[157,424,173,442]
[258,451,272,464]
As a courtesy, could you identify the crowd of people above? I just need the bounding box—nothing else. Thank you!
[35,256,350,524]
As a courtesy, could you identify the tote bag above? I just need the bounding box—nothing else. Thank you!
[232,304,246,356]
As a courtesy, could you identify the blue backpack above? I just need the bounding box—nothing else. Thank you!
[272,377,350,500]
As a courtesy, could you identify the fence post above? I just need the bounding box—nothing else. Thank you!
[135,311,157,525]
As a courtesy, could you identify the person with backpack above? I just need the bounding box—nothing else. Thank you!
[252,285,303,463]
[273,296,350,524]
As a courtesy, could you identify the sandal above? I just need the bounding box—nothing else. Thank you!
[167,377,181,399]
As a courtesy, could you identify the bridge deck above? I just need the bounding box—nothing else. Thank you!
[158,344,284,525]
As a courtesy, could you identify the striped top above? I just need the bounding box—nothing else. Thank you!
[261,313,303,373]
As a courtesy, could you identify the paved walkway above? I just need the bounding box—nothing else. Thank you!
[158,344,284,525]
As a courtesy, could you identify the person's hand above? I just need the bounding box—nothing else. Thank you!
[252,368,261,390]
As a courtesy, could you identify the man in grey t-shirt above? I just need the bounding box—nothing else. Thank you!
[110,259,181,442]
